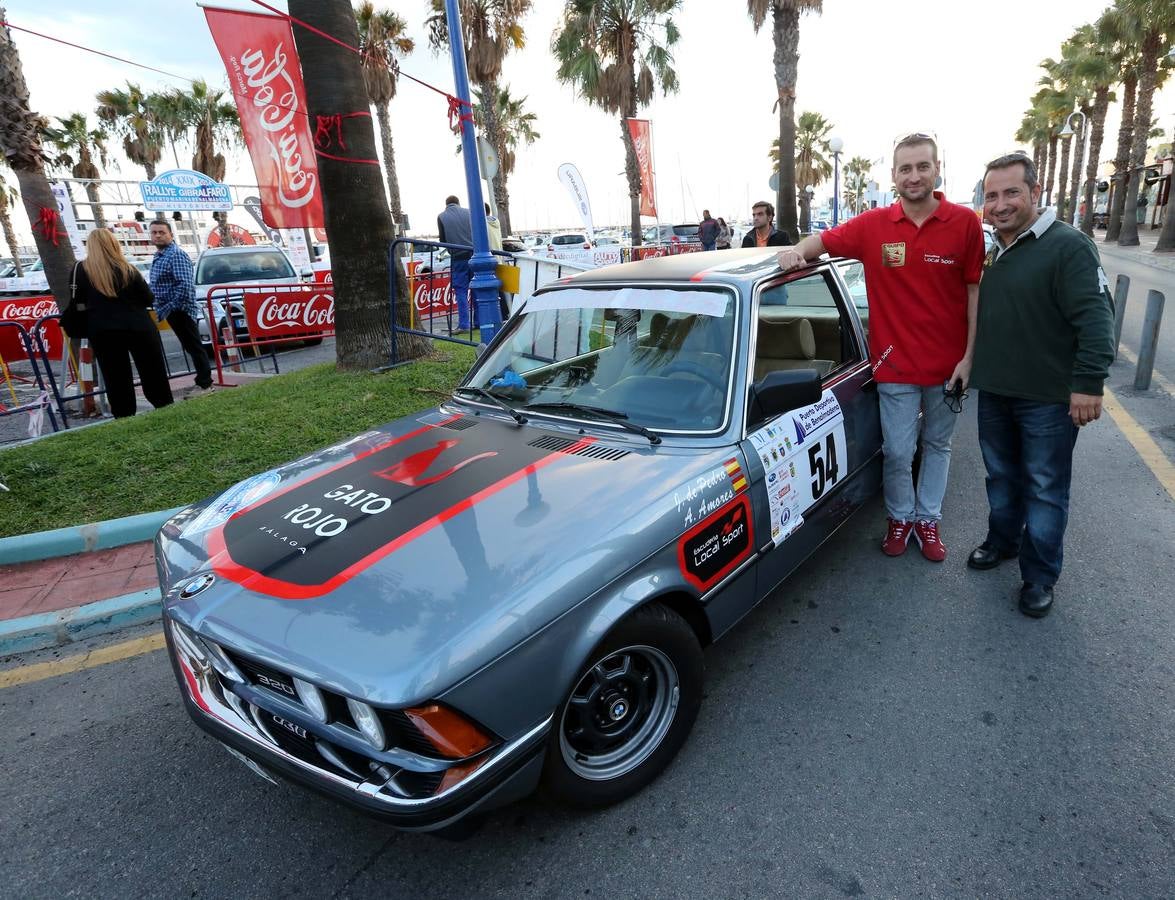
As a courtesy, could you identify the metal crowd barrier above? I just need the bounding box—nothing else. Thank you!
[386,238,519,367]
[0,320,60,434]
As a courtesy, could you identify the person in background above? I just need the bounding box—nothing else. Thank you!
[716,217,732,250]
[76,229,173,417]
[148,220,212,395]
[437,195,474,332]
[741,201,791,248]
[968,152,1115,618]
[698,210,720,250]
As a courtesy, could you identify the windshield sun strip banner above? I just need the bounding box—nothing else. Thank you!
[207,421,597,600]
[524,287,729,318]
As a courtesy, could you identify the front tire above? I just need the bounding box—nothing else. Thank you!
[543,603,703,807]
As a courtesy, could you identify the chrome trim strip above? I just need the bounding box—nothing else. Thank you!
[171,626,551,810]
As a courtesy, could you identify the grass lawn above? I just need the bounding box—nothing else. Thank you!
[0,347,476,537]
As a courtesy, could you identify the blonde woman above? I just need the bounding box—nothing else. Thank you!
[74,229,173,417]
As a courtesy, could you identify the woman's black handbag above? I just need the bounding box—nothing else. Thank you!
[58,263,87,339]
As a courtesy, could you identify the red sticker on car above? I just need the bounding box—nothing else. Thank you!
[677,494,753,592]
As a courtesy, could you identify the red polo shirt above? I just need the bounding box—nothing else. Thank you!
[821,192,984,385]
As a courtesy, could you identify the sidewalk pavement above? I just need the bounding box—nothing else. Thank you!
[1096,225,1175,273]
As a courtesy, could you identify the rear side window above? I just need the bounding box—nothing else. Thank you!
[753,270,863,381]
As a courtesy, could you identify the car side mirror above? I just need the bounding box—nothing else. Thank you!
[748,369,823,427]
[299,266,313,279]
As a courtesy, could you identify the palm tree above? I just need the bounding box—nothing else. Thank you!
[43,113,109,228]
[288,0,428,367]
[553,0,681,246]
[94,81,164,180]
[1116,0,1175,246]
[429,0,533,237]
[1033,82,1074,216]
[1104,53,1140,241]
[355,2,414,235]
[0,167,23,274]
[0,11,77,305]
[1068,14,1125,235]
[842,155,872,217]
[478,84,540,190]
[774,111,832,232]
[163,79,240,245]
[1015,107,1051,184]
[747,0,823,244]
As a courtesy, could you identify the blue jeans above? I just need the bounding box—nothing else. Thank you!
[450,260,472,330]
[878,382,960,522]
[977,391,1079,587]
[702,241,716,251]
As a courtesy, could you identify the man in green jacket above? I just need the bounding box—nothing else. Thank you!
[968,153,1115,618]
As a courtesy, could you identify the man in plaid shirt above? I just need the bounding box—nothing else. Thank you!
[149,220,213,392]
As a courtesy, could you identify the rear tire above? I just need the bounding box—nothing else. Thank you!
[543,603,703,807]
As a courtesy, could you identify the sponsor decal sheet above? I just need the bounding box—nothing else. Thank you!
[748,389,846,546]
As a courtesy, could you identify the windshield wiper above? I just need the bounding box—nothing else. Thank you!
[453,386,527,425]
[523,401,661,445]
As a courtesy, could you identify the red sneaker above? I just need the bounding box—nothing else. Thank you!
[913,520,947,562]
[882,519,913,556]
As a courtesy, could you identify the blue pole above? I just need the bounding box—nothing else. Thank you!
[445,0,501,343]
[832,151,841,227]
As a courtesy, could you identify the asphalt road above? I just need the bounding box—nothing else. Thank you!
[2,383,1173,898]
[1100,248,1174,383]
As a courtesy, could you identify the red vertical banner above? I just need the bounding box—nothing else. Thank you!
[625,118,658,218]
[204,6,324,228]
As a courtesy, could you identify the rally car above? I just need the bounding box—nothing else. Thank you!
[157,248,883,832]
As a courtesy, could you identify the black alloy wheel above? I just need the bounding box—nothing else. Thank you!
[544,603,703,807]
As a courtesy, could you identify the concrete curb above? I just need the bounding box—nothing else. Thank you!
[0,506,184,566]
[0,588,162,657]
[1099,243,1175,274]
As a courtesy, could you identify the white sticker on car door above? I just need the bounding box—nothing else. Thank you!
[749,389,846,546]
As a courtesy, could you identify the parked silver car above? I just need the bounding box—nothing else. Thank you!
[158,248,882,833]
[193,245,312,350]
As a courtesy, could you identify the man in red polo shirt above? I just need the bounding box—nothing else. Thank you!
[776,133,984,561]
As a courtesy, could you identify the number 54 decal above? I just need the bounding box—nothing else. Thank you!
[806,424,846,503]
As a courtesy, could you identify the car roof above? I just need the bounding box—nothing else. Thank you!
[557,247,785,289]
[197,245,287,258]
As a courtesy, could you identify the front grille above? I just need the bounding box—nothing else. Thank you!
[221,648,447,761]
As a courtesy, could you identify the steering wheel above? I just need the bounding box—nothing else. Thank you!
[660,360,725,392]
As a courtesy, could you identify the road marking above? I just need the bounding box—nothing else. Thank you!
[1116,345,1174,395]
[1102,386,1175,503]
[0,631,165,690]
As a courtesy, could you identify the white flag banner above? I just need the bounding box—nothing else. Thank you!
[50,181,86,256]
[557,163,595,242]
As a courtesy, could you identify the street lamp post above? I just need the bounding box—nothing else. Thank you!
[829,136,844,227]
[444,0,501,343]
[1058,110,1087,224]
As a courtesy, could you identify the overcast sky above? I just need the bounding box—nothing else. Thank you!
[6,0,1174,236]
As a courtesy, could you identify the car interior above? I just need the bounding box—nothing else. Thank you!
[752,269,863,382]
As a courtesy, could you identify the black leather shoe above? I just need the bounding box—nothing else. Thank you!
[967,541,1018,570]
[1018,582,1054,618]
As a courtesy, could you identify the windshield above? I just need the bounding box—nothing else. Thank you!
[466,286,736,434]
[196,251,295,285]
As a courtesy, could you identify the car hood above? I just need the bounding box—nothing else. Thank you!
[161,408,740,706]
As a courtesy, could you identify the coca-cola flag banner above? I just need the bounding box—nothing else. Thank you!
[242,286,335,340]
[204,6,324,228]
[625,118,658,218]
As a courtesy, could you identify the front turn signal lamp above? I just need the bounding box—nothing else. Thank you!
[404,704,495,759]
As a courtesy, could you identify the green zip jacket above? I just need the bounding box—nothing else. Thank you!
[971,211,1115,404]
